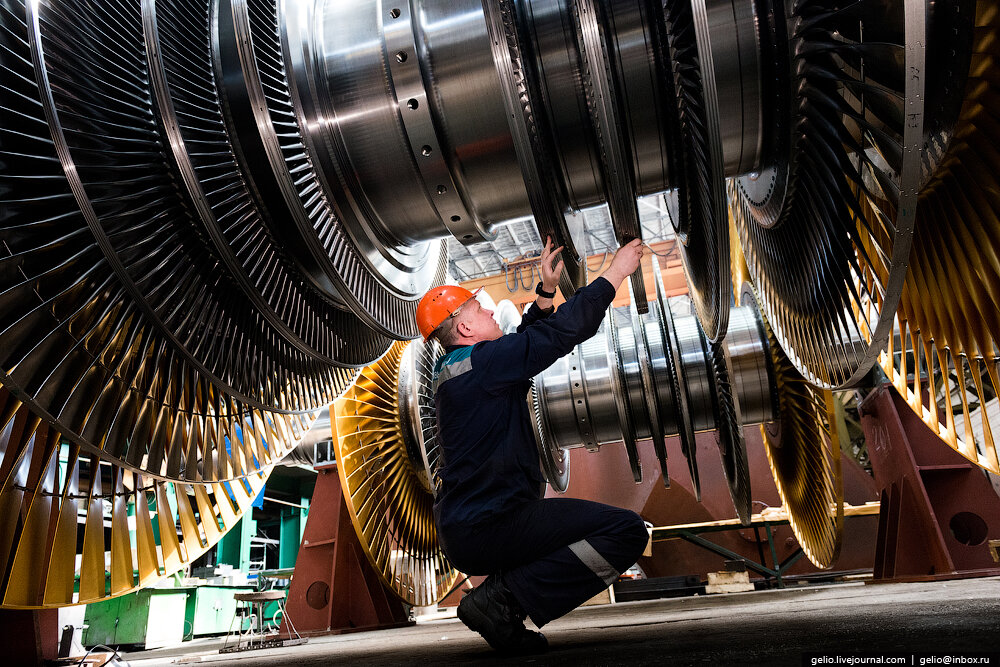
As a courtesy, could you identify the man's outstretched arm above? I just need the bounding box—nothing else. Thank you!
[481,239,644,392]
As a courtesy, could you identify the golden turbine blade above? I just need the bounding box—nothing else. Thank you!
[333,341,460,606]
[880,0,1000,475]
[0,401,275,608]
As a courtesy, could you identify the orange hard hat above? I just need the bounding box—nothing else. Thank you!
[416,285,483,340]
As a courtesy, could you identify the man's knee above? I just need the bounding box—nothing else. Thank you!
[605,508,649,558]
[624,510,650,556]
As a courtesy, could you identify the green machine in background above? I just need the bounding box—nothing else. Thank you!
[278,502,309,569]
[84,584,257,648]
[217,513,257,574]
[253,470,313,572]
[246,469,314,629]
[83,588,189,650]
[216,469,313,574]
[82,469,315,650]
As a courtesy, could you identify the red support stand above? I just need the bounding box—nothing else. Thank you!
[860,384,1000,582]
[0,608,58,665]
[279,466,411,638]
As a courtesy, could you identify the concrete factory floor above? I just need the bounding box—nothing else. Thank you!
[123,577,1000,666]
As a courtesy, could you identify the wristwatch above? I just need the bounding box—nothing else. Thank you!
[535,282,556,299]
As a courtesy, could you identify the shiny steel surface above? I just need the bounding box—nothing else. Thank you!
[144,0,384,369]
[615,306,649,444]
[522,0,604,210]
[531,378,570,492]
[531,321,615,451]
[390,0,508,241]
[533,298,675,484]
[573,0,649,311]
[550,336,622,450]
[630,280,669,486]
[665,0,731,341]
[710,338,751,524]
[605,0,675,197]
[0,0,459,611]
[575,325,625,448]
[282,0,447,301]
[305,0,455,246]
[645,301,679,439]
[701,0,763,176]
[672,298,717,434]
[2,0,992,609]
[606,308,643,482]
[656,259,701,499]
[724,304,777,426]
[3,0,343,489]
[531,258,776,500]
[481,0,586,297]
[288,0,691,299]
[217,0,445,339]
[535,347,578,451]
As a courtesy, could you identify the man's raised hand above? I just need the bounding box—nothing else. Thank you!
[602,238,644,290]
[539,236,564,293]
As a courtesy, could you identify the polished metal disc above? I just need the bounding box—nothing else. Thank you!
[481,0,587,297]
[0,0,348,486]
[569,0,649,311]
[654,258,701,499]
[216,0,445,340]
[661,0,730,341]
[144,0,393,369]
[606,308,642,483]
[629,276,669,486]
[709,339,751,525]
[730,0,927,388]
[530,378,570,492]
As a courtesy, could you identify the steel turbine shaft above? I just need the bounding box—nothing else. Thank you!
[0,0,957,481]
[0,0,993,609]
[530,257,774,525]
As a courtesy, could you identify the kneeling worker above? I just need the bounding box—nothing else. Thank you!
[415,237,650,654]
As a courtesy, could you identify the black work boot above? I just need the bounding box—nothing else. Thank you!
[457,576,548,655]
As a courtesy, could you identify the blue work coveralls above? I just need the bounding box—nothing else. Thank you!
[432,277,649,627]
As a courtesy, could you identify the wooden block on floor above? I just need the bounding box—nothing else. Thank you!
[989,539,1000,563]
[581,586,616,606]
[705,570,754,594]
[51,653,116,666]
